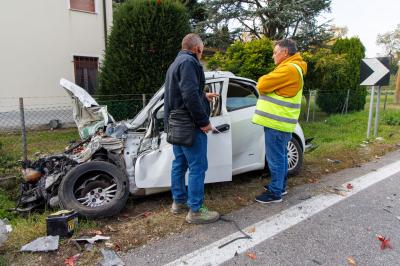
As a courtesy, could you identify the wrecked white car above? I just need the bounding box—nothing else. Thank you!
[18,72,309,218]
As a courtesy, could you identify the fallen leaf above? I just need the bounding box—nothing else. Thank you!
[114,243,121,252]
[236,196,245,201]
[64,254,80,266]
[346,183,353,190]
[88,230,103,235]
[374,155,381,159]
[247,227,256,233]
[106,225,118,232]
[105,242,114,249]
[377,235,392,250]
[246,252,256,260]
[142,211,152,218]
[347,256,356,265]
[307,178,317,183]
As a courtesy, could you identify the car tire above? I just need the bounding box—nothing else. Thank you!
[287,137,303,176]
[58,161,129,218]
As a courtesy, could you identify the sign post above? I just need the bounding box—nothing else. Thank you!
[360,57,390,138]
[366,86,374,139]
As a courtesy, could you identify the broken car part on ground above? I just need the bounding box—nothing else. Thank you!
[17,72,308,218]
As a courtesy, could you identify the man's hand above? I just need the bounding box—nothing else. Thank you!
[206,92,219,102]
[200,123,212,133]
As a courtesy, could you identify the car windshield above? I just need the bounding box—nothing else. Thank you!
[128,85,165,129]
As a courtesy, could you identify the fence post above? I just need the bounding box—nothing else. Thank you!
[345,89,350,114]
[312,90,316,121]
[383,87,388,110]
[19,97,28,166]
[142,94,146,108]
[306,92,311,122]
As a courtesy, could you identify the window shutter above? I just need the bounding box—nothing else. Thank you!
[70,0,95,13]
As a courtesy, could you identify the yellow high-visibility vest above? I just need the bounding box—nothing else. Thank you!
[252,63,303,133]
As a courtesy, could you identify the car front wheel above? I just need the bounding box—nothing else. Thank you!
[287,137,303,176]
[58,161,129,218]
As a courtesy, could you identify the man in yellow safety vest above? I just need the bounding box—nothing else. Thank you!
[252,39,307,203]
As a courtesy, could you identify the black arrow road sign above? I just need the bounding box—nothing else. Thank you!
[360,57,390,86]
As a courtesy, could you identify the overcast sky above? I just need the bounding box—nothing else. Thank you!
[324,0,399,57]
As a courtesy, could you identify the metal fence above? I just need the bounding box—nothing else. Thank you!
[0,94,153,178]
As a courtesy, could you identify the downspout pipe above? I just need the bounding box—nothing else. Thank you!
[103,0,107,48]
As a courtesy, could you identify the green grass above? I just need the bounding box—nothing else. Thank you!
[302,109,400,159]
[0,128,79,177]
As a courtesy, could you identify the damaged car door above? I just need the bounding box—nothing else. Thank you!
[134,78,233,188]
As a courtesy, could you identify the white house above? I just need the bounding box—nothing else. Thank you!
[0,0,113,112]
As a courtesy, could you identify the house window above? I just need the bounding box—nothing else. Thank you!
[73,56,98,95]
[70,0,96,13]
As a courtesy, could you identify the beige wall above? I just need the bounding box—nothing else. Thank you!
[0,0,113,111]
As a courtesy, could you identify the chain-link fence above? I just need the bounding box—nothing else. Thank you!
[0,94,153,178]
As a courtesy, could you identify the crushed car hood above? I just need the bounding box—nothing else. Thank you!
[60,79,115,139]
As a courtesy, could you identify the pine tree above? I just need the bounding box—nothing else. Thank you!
[98,0,190,120]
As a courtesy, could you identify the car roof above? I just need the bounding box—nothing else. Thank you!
[205,71,256,84]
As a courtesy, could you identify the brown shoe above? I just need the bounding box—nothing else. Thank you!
[185,205,220,224]
[171,201,189,214]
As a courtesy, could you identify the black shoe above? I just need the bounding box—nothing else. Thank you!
[255,192,282,204]
[263,186,288,196]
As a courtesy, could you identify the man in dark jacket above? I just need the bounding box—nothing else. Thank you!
[164,33,219,224]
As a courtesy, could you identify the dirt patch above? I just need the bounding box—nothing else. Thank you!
[4,142,400,265]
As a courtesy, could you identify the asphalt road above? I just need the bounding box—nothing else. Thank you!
[122,149,400,266]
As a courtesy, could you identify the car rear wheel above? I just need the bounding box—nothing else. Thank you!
[287,137,303,176]
[58,161,129,218]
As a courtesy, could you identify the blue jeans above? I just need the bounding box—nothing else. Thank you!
[171,130,208,212]
[264,127,292,197]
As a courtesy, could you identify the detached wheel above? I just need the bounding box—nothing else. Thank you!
[58,161,129,218]
[287,137,303,176]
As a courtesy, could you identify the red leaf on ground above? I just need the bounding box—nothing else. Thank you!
[246,252,256,260]
[114,243,122,252]
[377,235,393,250]
[142,211,152,218]
[346,183,353,189]
[64,254,80,266]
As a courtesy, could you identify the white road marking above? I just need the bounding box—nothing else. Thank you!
[165,160,400,266]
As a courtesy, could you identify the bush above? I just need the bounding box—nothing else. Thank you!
[314,52,353,114]
[331,37,366,112]
[308,38,366,114]
[206,37,275,81]
[98,0,190,120]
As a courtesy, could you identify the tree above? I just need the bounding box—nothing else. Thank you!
[207,37,274,81]
[203,0,332,51]
[98,0,190,120]
[314,37,366,114]
[377,24,400,74]
[377,24,400,57]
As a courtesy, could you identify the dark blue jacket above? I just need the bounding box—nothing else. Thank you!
[164,50,210,128]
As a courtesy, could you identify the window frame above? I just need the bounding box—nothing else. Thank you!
[72,55,99,95]
[68,0,98,14]
[226,80,258,112]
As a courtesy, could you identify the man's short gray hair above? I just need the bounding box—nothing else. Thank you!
[275,39,298,55]
[182,33,203,50]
